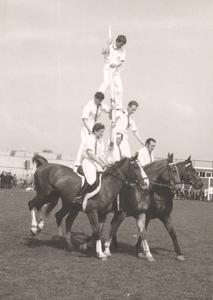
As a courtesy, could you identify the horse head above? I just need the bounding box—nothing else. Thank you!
[177,156,203,189]
[32,155,48,168]
[165,153,182,192]
[112,154,149,188]
[144,153,181,192]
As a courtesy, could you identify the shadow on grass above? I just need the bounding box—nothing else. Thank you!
[24,233,173,259]
[110,241,173,257]
[24,232,97,257]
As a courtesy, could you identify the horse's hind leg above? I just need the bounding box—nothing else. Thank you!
[135,213,154,262]
[160,215,184,261]
[28,196,41,236]
[37,208,44,232]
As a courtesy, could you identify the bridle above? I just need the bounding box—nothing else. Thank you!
[104,160,146,188]
[149,161,181,191]
[178,162,199,187]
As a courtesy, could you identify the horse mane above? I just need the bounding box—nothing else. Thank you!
[105,157,128,173]
[32,155,48,168]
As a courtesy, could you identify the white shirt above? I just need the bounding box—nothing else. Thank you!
[106,141,127,163]
[82,100,109,130]
[137,146,154,167]
[104,44,125,74]
[115,110,137,138]
[83,134,105,159]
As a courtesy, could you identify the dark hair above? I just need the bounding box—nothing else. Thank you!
[116,35,127,45]
[94,92,104,101]
[146,138,156,145]
[92,123,105,133]
[128,101,139,108]
[116,132,123,140]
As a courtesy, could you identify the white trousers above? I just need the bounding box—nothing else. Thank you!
[99,66,123,109]
[75,127,90,166]
[82,158,103,185]
[120,137,131,157]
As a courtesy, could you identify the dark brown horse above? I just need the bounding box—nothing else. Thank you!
[28,154,147,258]
[106,156,203,261]
[52,153,182,259]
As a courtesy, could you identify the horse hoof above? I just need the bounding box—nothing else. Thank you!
[177,255,185,261]
[101,257,107,261]
[96,253,107,259]
[137,252,145,259]
[104,250,112,257]
[37,226,42,233]
[30,229,36,237]
[146,256,155,262]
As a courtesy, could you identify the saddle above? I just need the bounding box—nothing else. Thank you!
[76,166,102,194]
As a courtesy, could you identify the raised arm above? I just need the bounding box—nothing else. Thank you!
[102,38,112,55]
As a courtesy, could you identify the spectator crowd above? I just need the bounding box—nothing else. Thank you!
[175,184,212,201]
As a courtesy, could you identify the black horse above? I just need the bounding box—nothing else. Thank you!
[28,154,147,258]
[46,153,182,259]
[105,156,203,261]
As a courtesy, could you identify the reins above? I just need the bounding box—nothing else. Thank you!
[178,162,194,186]
[148,162,182,190]
[104,162,144,187]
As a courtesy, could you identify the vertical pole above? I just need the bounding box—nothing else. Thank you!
[208,177,210,201]
[109,25,115,122]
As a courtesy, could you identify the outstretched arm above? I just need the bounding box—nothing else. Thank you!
[83,118,92,135]
[133,130,144,147]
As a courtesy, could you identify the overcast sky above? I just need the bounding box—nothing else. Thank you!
[1,0,213,162]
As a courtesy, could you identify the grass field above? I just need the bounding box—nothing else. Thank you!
[0,189,212,300]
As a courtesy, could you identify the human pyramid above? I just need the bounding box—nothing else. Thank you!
[74,31,156,204]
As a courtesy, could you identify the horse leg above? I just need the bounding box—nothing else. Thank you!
[104,211,127,256]
[54,205,70,238]
[135,213,154,262]
[30,207,38,236]
[87,210,106,259]
[135,214,151,256]
[28,196,41,236]
[160,215,184,261]
[65,209,80,252]
[37,207,44,233]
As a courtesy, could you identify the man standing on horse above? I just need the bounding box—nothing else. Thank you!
[137,138,156,167]
[74,92,111,168]
[105,122,128,163]
[74,123,108,204]
[113,101,144,157]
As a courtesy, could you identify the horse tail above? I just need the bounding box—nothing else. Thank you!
[32,155,48,169]
[45,199,59,217]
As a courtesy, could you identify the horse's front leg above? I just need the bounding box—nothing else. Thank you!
[55,205,70,239]
[87,210,106,259]
[104,211,127,256]
[160,215,184,261]
[64,208,80,252]
[135,213,154,262]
